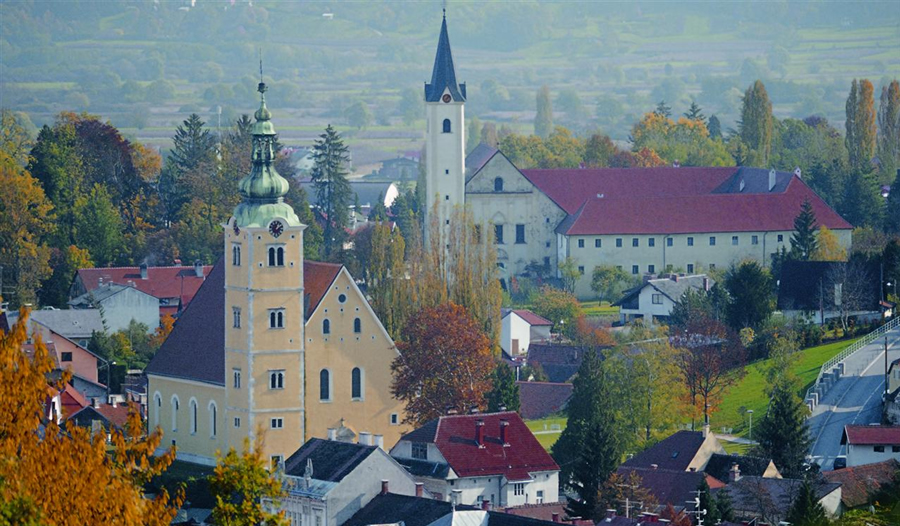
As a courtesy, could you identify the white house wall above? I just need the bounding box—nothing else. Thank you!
[501,313,531,356]
[846,443,900,467]
[323,450,418,526]
[99,288,161,332]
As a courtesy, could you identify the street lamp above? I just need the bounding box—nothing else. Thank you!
[746,409,754,441]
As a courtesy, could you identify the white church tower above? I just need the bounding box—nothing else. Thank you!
[424,11,466,243]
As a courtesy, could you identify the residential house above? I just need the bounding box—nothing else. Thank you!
[620,428,726,473]
[301,180,399,218]
[18,308,104,349]
[841,425,900,466]
[146,84,406,467]
[67,398,130,437]
[390,411,560,507]
[375,156,420,182]
[277,438,419,526]
[614,274,713,326]
[778,260,881,324]
[19,318,107,390]
[71,262,211,318]
[614,466,722,513]
[516,382,571,420]
[886,359,900,424]
[69,283,160,332]
[525,344,592,383]
[702,453,781,481]
[717,476,842,522]
[822,459,900,510]
[501,310,552,356]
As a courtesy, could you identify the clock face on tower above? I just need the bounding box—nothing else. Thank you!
[268,220,284,238]
[442,94,452,103]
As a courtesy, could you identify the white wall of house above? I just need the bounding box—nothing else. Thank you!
[501,313,532,356]
[100,287,160,332]
[391,440,448,465]
[531,325,551,344]
[819,488,842,518]
[502,471,559,507]
[442,471,559,507]
[846,443,900,467]
[620,286,679,324]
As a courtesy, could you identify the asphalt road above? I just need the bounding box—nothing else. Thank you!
[807,327,900,470]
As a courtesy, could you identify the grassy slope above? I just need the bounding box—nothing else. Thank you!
[525,416,567,451]
[714,338,857,437]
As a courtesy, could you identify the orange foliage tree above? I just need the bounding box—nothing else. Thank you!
[391,303,494,425]
[149,314,177,349]
[209,437,287,526]
[0,309,183,524]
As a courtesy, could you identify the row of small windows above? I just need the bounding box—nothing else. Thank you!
[319,368,363,401]
[575,234,785,249]
[231,244,286,267]
[494,224,526,245]
[232,308,363,334]
[154,393,217,438]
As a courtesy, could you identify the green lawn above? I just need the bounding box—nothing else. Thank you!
[526,416,567,451]
[579,301,619,317]
[715,338,858,437]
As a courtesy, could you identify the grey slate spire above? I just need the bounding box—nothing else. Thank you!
[425,10,466,102]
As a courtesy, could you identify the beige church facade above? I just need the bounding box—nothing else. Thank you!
[146,82,406,466]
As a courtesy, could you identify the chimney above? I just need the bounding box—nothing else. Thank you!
[415,482,424,497]
[108,395,117,408]
[359,432,372,446]
[374,434,384,450]
[469,406,480,414]
[500,419,509,446]
[768,168,777,192]
[703,277,710,291]
[605,510,617,520]
[794,166,802,179]
[650,463,658,470]
[446,408,458,415]
[475,419,485,447]
[194,261,204,278]
[92,398,100,408]
[672,274,679,282]
[552,513,560,523]
[739,178,745,192]
[327,428,337,440]
[303,458,314,489]
[672,160,680,168]
[481,499,491,511]
[381,480,389,495]
[729,463,741,482]
[702,422,710,438]
[139,263,148,280]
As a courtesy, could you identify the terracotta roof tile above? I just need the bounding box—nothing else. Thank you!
[76,265,211,303]
[304,261,342,319]
[512,310,552,327]
[822,459,900,508]
[842,425,900,445]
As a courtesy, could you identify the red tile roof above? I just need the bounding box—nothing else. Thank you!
[60,384,89,418]
[304,261,343,317]
[822,459,900,508]
[512,310,552,327]
[401,412,558,480]
[842,425,900,445]
[76,265,212,302]
[502,503,567,522]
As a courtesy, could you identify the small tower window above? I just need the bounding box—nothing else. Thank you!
[494,178,503,192]
[351,367,363,400]
[323,319,331,335]
[268,246,285,267]
[320,369,331,401]
[269,309,284,329]
[232,244,241,266]
[442,119,451,133]
[233,307,241,328]
[269,370,285,390]
[353,318,361,334]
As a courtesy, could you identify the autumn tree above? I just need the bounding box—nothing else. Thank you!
[590,265,636,304]
[150,314,176,349]
[660,505,691,526]
[531,285,583,339]
[362,223,408,339]
[485,362,520,413]
[391,303,494,425]
[535,86,553,138]
[789,199,818,261]
[0,109,34,167]
[740,80,774,166]
[845,79,877,173]
[39,245,92,308]
[671,316,746,427]
[604,471,657,517]
[877,79,900,179]
[0,309,183,523]
[0,153,54,307]
[583,133,619,167]
[811,226,847,261]
[209,437,288,526]
[630,112,732,166]
[311,125,352,260]
[74,183,126,266]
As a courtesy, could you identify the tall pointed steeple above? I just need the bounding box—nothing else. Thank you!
[232,79,300,228]
[424,10,466,102]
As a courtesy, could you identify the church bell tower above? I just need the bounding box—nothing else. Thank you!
[424,11,466,243]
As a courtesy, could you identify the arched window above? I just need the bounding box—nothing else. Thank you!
[277,246,285,266]
[353,318,361,334]
[232,244,241,266]
[190,399,198,435]
[319,369,330,401]
[268,246,276,266]
[153,392,162,428]
[209,401,217,438]
[351,367,363,399]
[269,309,284,329]
[442,119,451,133]
[171,396,180,432]
[323,319,330,335]
[494,177,504,192]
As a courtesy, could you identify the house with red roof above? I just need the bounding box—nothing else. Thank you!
[841,425,900,467]
[501,309,552,356]
[389,411,560,508]
[463,144,852,299]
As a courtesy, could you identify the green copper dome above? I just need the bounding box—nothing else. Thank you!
[233,81,300,228]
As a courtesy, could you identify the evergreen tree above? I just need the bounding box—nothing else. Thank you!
[715,489,735,522]
[841,170,884,228]
[790,200,819,261]
[284,178,323,260]
[740,80,774,166]
[886,169,900,234]
[485,363,520,413]
[684,101,705,122]
[535,86,553,138]
[159,114,216,223]
[310,124,352,260]
[73,183,125,266]
[552,350,621,521]
[877,80,900,179]
[724,261,775,331]
[753,379,812,478]
[369,192,389,222]
[696,478,719,525]
[653,100,672,118]
[707,115,722,139]
[785,479,828,526]
[846,79,877,173]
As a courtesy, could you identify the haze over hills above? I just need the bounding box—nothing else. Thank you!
[1,1,898,168]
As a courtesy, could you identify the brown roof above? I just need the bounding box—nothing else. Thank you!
[621,430,706,471]
[76,265,212,301]
[823,459,900,508]
[145,259,344,385]
[23,342,60,369]
[502,503,567,522]
[511,310,552,326]
[516,381,572,420]
[842,425,900,446]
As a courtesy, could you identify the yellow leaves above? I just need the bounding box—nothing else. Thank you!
[812,226,847,262]
[0,310,183,524]
[209,437,288,526]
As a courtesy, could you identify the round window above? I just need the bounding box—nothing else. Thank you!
[338,294,347,304]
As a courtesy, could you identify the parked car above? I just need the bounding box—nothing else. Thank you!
[833,456,847,470]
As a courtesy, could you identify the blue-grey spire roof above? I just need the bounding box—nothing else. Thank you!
[424,11,466,103]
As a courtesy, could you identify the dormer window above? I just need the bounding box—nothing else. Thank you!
[494,178,503,192]
[443,119,451,133]
[411,442,427,460]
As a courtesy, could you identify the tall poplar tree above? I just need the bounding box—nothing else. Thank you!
[740,80,774,166]
[535,86,553,138]
[878,79,900,178]
[845,79,877,173]
[790,200,818,261]
[752,378,812,478]
[886,169,900,234]
[310,124,352,260]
